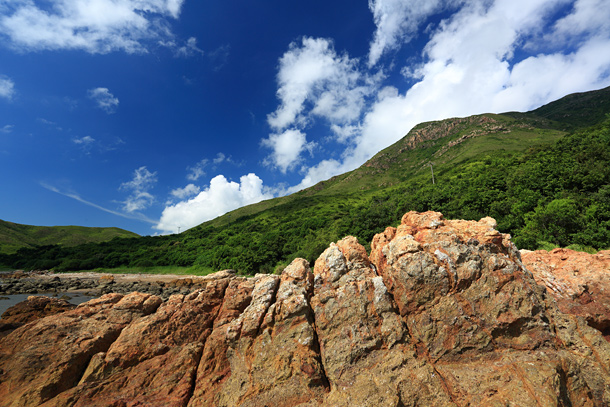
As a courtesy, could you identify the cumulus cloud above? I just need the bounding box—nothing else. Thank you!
[88,87,119,113]
[0,76,15,100]
[367,0,457,67]
[264,37,378,172]
[0,0,185,53]
[156,173,273,234]
[119,166,157,213]
[268,37,375,131]
[278,0,610,192]
[261,129,316,173]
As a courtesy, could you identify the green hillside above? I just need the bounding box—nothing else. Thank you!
[0,220,139,255]
[2,86,610,274]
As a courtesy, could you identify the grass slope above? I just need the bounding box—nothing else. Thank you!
[0,219,139,255]
[3,86,609,274]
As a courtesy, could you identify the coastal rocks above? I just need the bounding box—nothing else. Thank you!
[0,296,75,338]
[0,292,161,406]
[521,248,610,340]
[45,277,232,407]
[0,271,237,300]
[1,212,610,406]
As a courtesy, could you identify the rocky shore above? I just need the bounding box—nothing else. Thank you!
[1,211,609,406]
[0,270,230,300]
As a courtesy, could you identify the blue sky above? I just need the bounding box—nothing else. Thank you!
[1,0,610,236]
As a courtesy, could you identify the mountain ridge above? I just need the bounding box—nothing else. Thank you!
[2,86,609,273]
[0,219,139,255]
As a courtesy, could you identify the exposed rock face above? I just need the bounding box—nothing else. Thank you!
[521,248,610,340]
[0,296,75,338]
[1,211,610,406]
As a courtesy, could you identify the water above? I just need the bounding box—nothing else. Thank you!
[0,292,97,316]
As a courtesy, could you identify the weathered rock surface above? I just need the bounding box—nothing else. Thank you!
[0,295,76,338]
[522,248,610,341]
[1,211,610,406]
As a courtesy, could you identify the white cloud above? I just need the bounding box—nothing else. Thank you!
[264,37,379,172]
[41,182,157,225]
[175,36,204,57]
[284,158,347,194]
[88,87,119,113]
[213,152,226,164]
[261,128,316,173]
[156,173,273,234]
[0,124,14,133]
[170,183,200,199]
[267,37,376,131]
[0,0,185,54]
[278,0,610,194]
[119,166,157,213]
[72,135,95,145]
[551,0,610,41]
[186,158,208,181]
[367,0,456,67]
[0,76,15,100]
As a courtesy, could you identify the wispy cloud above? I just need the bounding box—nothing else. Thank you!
[41,182,156,225]
[186,159,208,181]
[0,0,186,54]
[119,166,158,213]
[88,87,119,113]
[0,76,15,100]
[0,124,14,133]
[72,135,95,145]
[170,183,201,199]
[208,44,230,71]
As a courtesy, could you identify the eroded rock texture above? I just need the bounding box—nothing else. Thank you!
[522,248,610,341]
[1,211,610,407]
[0,296,76,338]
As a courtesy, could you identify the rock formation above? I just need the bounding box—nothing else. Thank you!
[0,296,75,338]
[522,248,610,341]
[1,211,609,406]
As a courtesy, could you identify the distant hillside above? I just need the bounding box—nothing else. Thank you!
[0,220,139,255]
[3,86,609,273]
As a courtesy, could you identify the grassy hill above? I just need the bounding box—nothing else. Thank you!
[0,220,139,255]
[2,86,610,274]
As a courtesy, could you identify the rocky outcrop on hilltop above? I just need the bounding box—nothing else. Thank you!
[522,248,610,341]
[1,211,610,406]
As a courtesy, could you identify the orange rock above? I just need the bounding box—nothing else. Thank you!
[0,295,75,338]
[522,248,610,340]
[1,213,610,406]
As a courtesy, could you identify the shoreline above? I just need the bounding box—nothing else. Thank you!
[0,269,237,301]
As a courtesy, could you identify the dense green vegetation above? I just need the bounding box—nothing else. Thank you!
[0,220,139,255]
[2,87,609,275]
